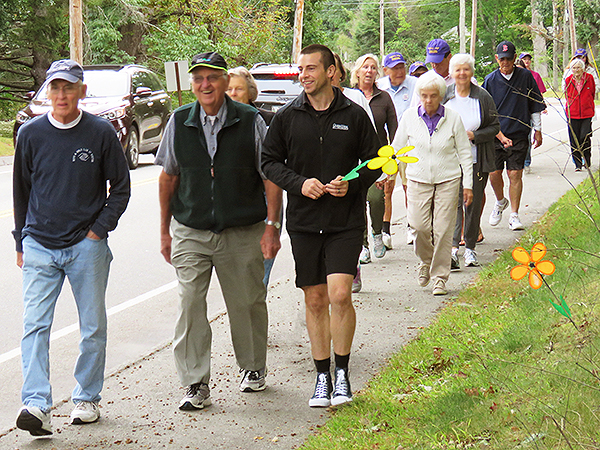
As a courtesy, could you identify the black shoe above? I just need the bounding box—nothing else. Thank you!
[308,372,332,407]
[331,367,353,406]
[451,253,460,271]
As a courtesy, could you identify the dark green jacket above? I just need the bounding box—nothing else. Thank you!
[171,97,266,232]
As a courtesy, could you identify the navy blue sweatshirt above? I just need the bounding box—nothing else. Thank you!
[13,112,131,252]
[482,67,546,140]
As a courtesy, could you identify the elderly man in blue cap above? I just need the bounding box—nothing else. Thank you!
[13,59,131,436]
[377,52,418,247]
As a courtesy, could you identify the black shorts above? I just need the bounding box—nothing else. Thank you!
[289,229,363,288]
[494,139,528,171]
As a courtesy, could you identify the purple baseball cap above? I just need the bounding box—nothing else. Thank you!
[425,39,451,64]
[519,52,532,59]
[383,52,406,68]
[409,61,427,75]
[574,48,587,57]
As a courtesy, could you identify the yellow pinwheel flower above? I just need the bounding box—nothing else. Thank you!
[510,242,556,289]
[367,145,418,175]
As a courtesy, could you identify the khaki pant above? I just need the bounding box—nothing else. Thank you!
[408,178,460,284]
[170,219,267,387]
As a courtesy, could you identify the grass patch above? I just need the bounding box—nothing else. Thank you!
[301,175,600,449]
[0,137,14,156]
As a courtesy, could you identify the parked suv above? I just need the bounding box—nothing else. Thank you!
[249,63,303,112]
[14,64,172,169]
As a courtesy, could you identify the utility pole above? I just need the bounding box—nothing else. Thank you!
[69,0,83,64]
[552,0,559,88]
[380,0,385,60]
[567,0,576,53]
[459,0,466,53]
[470,0,477,57]
[292,0,305,64]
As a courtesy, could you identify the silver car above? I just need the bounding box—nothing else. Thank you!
[249,63,303,112]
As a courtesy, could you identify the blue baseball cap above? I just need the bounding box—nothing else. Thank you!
[519,52,532,59]
[409,61,427,75]
[383,52,406,68]
[574,48,587,57]
[425,39,451,64]
[45,59,84,84]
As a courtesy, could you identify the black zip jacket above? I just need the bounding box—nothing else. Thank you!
[261,87,381,234]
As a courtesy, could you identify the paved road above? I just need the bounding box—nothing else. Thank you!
[0,100,595,448]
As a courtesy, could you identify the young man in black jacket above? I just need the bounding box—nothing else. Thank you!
[262,44,380,407]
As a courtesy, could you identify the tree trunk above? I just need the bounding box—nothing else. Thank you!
[531,0,548,77]
[552,0,559,89]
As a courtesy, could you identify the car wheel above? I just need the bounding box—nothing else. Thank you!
[127,127,140,170]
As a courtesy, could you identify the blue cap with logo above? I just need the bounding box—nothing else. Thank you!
[425,39,451,64]
[574,48,587,57]
[383,52,406,68]
[45,59,84,84]
[409,61,427,75]
[519,52,532,60]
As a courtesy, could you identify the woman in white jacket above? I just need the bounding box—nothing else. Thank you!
[391,71,473,295]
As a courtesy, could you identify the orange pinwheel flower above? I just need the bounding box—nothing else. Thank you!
[510,243,556,289]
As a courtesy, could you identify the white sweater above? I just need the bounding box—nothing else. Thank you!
[391,106,473,189]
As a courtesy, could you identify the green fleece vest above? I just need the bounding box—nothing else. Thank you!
[171,98,267,232]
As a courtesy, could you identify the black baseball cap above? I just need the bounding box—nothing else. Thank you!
[189,52,228,72]
[496,41,516,59]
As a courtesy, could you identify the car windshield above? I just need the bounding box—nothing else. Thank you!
[36,70,129,100]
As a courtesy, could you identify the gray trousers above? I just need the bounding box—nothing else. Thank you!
[452,168,489,250]
[171,219,268,387]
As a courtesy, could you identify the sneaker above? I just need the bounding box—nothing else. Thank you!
[406,226,417,245]
[508,213,524,231]
[359,246,371,264]
[16,405,52,436]
[451,249,460,271]
[331,367,353,406]
[373,234,386,258]
[382,231,393,249]
[432,279,448,295]
[489,198,509,226]
[575,167,582,172]
[418,264,430,287]
[309,372,332,407]
[352,265,362,293]
[70,401,100,425]
[525,166,532,174]
[240,368,266,392]
[464,248,479,267]
[179,383,211,410]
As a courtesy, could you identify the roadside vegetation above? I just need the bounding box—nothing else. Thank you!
[301,171,600,449]
[0,121,14,156]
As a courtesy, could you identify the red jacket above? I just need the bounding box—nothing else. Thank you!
[565,73,595,119]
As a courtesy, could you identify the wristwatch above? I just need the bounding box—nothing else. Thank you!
[266,220,281,230]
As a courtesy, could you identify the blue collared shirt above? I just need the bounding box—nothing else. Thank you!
[418,104,445,136]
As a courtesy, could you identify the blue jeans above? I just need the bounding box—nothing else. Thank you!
[263,257,275,287]
[21,235,113,412]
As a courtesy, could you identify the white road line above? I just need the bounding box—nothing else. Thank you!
[0,280,178,365]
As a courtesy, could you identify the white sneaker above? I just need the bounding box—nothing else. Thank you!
[432,279,448,295]
[406,226,417,245]
[240,368,267,392]
[382,231,393,249]
[179,383,211,411]
[489,198,509,226]
[464,248,479,267]
[70,401,100,424]
[451,248,460,271]
[372,234,386,258]
[508,213,524,231]
[359,246,371,264]
[16,405,52,436]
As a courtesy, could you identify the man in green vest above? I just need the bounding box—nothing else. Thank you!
[155,52,282,411]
